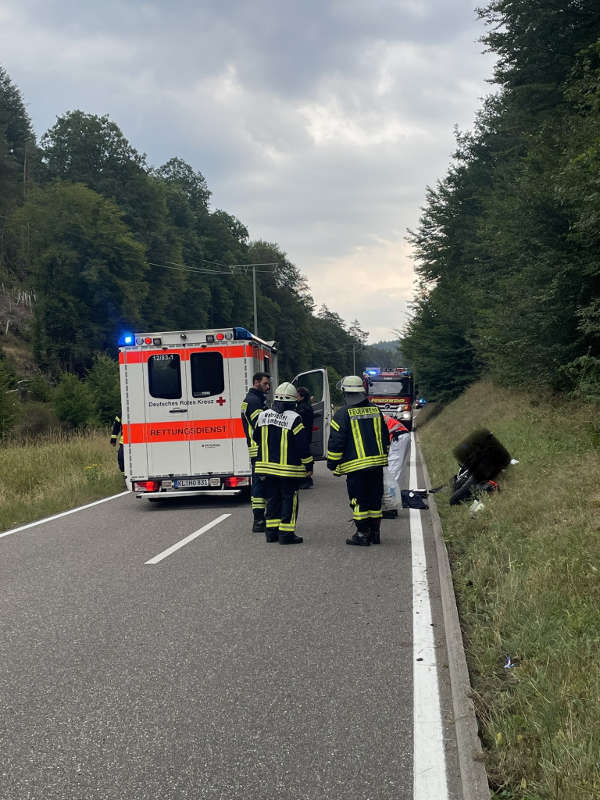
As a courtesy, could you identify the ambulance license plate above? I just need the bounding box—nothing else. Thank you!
[174,478,209,488]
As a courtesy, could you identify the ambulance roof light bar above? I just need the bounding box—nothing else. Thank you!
[234,327,253,340]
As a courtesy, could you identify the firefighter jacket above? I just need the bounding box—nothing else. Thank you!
[326,398,389,474]
[253,408,314,479]
[241,387,268,459]
[110,414,124,445]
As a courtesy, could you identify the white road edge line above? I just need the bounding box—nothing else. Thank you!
[145,513,231,565]
[0,491,130,540]
[410,432,449,799]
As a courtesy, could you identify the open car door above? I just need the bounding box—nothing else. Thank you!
[292,368,331,460]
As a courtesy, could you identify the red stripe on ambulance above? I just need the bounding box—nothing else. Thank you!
[119,346,247,364]
[124,418,246,444]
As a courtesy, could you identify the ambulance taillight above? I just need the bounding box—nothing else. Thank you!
[134,480,160,492]
[224,476,250,488]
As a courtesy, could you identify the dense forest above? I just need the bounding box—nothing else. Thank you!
[403,0,600,403]
[0,67,399,436]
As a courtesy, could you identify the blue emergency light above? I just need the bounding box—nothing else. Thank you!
[365,367,380,376]
[234,327,253,340]
[119,332,134,346]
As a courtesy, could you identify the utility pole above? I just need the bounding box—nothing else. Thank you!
[252,265,258,336]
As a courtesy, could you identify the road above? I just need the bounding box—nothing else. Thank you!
[1,437,464,800]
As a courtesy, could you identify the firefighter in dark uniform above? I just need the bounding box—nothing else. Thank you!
[326,375,389,546]
[241,371,271,532]
[253,382,313,544]
[110,414,124,473]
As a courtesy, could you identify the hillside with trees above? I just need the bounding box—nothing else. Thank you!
[403,0,600,404]
[0,67,395,435]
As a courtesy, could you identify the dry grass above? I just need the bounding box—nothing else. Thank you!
[419,381,600,800]
[0,429,125,533]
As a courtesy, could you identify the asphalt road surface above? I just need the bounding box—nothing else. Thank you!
[1,439,462,800]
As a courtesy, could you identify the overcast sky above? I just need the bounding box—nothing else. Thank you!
[1,0,495,342]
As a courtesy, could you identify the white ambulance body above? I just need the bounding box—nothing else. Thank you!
[119,326,330,499]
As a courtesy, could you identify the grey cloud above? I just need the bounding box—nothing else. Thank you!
[4,0,494,339]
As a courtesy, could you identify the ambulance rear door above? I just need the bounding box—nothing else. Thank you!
[144,350,192,477]
[186,346,236,475]
[292,368,331,460]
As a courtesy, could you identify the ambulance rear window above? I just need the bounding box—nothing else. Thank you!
[148,354,182,399]
[190,352,224,397]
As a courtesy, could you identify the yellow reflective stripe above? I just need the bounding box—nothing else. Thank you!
[261,425,268,460]
[327,451,343,460]
[241,402,248,412]
[255,466,306,477]
[292,423,304,435]
[266,519,281,528]
[350,418,365,460]
[335,454,388,473]
[301,456,313,464]
[330,419,340,431]
[373,416,383,455]
[280,491,298,532]
[280,428,288,466]
[250,408,261,421]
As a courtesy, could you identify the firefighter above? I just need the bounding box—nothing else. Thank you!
[326,375,389,546]
[110,413,124,473]
[252,382,313,544]
[241,371,271,532]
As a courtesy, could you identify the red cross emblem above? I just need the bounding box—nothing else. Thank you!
[216,396,226,406]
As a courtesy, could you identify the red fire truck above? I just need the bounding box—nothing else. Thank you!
[363,367,415,430]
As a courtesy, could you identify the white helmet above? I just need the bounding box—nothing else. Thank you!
[340,375,365,393]
[274,381,297,401]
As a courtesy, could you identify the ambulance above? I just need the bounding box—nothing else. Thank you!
[363,366,415,429]
[118,326,330,499]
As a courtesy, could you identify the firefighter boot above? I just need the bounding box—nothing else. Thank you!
[279,533,303,545]
[265,528,279,543]
[346,521,371,547]
[369,518,381,545]
[252,512,266,533]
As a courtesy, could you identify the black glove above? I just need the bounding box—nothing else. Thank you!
[326,460,336,471]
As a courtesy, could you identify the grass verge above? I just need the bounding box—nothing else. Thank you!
[418,380,600,800]
[0,429,125,533]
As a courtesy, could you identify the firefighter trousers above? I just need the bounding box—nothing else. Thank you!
[263,476,300,534]
[346,467,384,533]
[250,458,266,519]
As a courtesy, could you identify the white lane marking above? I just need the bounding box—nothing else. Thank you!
[0,492,130,540]
[145,514,231,565]
[410,432,449,799]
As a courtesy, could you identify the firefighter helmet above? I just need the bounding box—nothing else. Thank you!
[274,381,297,401]
[340,375,365,393]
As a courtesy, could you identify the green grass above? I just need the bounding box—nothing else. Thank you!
[419,381,600,800]
[0,429,125,533]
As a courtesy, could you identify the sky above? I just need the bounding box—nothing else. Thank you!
[1,0,496,343]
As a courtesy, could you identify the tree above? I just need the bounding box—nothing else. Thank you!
[0,66,35,223]
[9,182,148,374]
[153,157,211,211]
[0,357,20,437]
[40,111,146,193]
[86,353,120,424]
[52,372,94,429]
